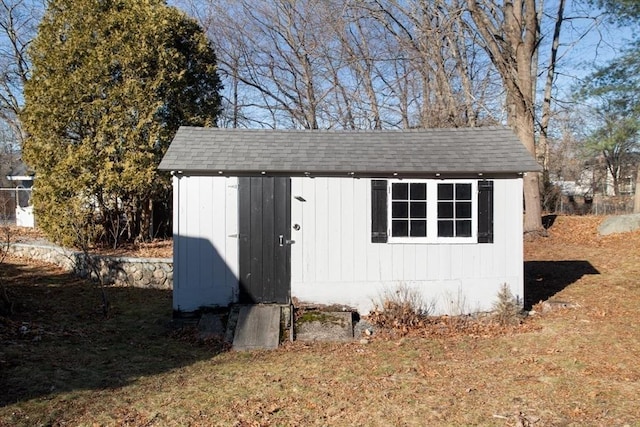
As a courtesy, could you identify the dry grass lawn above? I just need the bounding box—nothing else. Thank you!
[1,215,640,426]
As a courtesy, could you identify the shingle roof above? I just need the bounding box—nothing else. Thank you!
[158,126,541,177]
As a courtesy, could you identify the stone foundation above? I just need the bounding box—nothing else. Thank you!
[7,242,173,290]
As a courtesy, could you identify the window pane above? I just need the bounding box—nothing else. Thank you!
[438,201,453,219]
[438,183,453,200]
[438,220,454,237]
[410,201,426,218]
[456,220,472,237]
[392,201,408,218]
[392,220,408,237]
[410,220,427,237]
[456,183,472,200]
[410,183,426,200]
[392,183,408,199]
[456,202,472,219]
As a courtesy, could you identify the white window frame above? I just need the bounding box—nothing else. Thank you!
[387,179,477,244]
[387,179,429,243]
[433,180,477,244]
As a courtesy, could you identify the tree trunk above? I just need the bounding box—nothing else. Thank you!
[634,164,640,213]
[139,198,153,243]
[539,0,565,171]
[466,0,543,234]
[511,93,543,233]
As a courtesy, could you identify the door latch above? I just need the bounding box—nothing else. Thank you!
[278,235,296,246]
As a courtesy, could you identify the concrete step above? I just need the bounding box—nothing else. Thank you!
[232,305,282,351]
[295,311,354,342]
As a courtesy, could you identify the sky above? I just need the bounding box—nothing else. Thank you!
[541,0,636,100]
[166,0,637,128]
[0,0,635,133]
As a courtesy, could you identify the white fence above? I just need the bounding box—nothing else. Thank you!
[0,187,34,227]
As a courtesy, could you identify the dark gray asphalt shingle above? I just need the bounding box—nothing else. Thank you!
[158,126,541,177]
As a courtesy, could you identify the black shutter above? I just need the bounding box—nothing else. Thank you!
[477,180,494,243]
[371,180,388,243]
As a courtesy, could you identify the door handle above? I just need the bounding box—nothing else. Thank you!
[278,235,296,246]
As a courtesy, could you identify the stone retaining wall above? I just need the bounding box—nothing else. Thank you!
[7,242,173,290]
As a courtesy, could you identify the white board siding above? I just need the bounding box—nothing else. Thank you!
[173,175,239,312]
[172,175,524,315]
[290,177,523,315]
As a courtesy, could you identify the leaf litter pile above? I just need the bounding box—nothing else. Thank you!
[1,215,640,426]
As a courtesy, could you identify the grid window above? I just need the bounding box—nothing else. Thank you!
[437,183,472,237]
[390,182,427,237]
[376,179,486,244]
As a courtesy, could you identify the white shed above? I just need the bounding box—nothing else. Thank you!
[159,127,540,315]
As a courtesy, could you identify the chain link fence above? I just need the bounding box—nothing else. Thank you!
[551,194,634,216]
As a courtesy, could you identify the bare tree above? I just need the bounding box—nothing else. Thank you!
[176,0,614,230]
[466,0,543,233]
[366,0,500,128]
[197,0,337,129]
[538,0,566,172]
[334,6,384,129]
[0,0,42,145]
[188,0,500,129]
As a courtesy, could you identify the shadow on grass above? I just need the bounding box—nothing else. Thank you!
[0,259,224,407]
[524,260,600,309]
[542,214,557,229]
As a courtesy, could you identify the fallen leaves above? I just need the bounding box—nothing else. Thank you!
[3,215,640,425]
[368,312,541,341]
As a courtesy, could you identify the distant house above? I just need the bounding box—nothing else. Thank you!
[4,161,35,227]
[159,126,540,315]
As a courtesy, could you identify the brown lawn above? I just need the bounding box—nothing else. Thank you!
[1,215,640,426]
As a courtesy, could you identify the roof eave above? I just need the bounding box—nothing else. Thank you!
[161,168,536,179]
